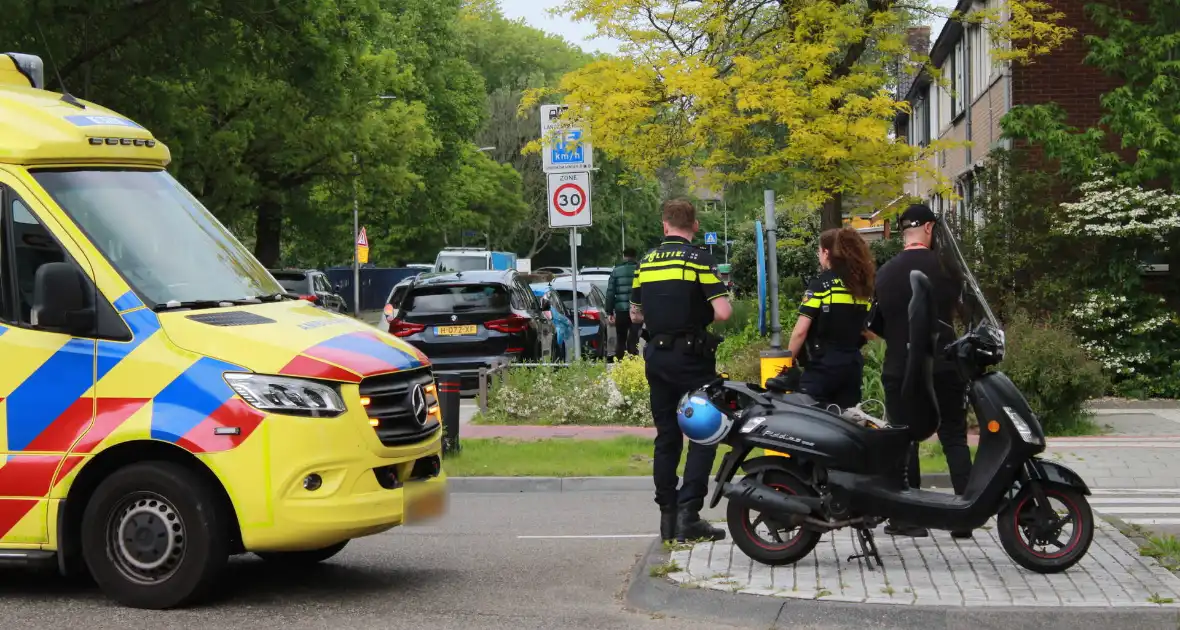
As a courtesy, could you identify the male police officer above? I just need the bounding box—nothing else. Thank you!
[630,199,733,543]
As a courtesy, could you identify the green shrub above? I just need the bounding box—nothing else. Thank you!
[717,325,770,384]
[870,236,902,269]
[860,339,886,415]
[780,277,805,302]
[1000,312,1108,436]
[712,298,758,337]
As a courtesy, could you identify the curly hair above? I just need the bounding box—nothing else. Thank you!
[820,227,875,300]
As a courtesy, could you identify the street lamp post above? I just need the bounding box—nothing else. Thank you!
[352,153,360,317]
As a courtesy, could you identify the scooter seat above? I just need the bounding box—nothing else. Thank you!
[770,392,818,407]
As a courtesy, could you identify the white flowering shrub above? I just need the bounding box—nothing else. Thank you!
[1056,177,1180,396]
[1057,177,1180,240]
[482,360,653,426]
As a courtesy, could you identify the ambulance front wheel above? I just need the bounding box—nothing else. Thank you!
[81,461,230,610]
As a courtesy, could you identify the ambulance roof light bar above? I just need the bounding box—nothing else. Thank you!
[3,53,45,90]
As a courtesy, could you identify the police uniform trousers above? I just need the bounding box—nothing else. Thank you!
[798,347,863,410]
[644,342,717,513]
[882,369,973,494]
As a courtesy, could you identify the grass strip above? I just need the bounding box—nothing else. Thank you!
[442,437,976,477]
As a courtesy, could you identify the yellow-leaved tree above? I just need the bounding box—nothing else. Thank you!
[526,0,1072,227]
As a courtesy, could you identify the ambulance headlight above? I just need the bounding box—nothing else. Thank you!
[224,373,346,417]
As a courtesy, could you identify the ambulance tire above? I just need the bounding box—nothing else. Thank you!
[81,461,230,610]
[255,540,349,565]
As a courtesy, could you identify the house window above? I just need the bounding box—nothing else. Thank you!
[951,39,966,117]
[969,23,992,97]
[912,95,929,146]
[936,80,950,132]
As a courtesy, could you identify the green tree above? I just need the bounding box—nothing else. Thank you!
[460,1,660,262]
[4,0,493,268]
[1002,0,1180,191]
[458,0,594,91]
[528,0,1071,230]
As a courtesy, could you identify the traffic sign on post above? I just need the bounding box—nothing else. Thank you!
[704,232,718,245]
[356,227,369,264]
[547,171,593,228]
[540,104,593,174]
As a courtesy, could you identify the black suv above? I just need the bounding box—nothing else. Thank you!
[269,269,348,312]
[387,270,555,392]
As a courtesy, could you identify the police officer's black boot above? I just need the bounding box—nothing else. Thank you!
[765,365,800,393]
[676,508,726,543]
[660,507,678,544]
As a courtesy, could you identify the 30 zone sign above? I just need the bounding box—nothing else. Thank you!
[547,171,592,228]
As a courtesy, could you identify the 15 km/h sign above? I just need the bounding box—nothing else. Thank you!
[540,104,593,174]
[547,171,593,228]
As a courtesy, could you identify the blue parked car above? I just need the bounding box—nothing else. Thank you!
[531,277,614,360]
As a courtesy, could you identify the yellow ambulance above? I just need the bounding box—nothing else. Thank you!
[0,52,446,609]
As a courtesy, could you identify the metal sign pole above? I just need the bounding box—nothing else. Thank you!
[723,191,729,264]
[765,190,781,349]
[352,154,360,318]
[570,228,581,361]
[758,190,792,388]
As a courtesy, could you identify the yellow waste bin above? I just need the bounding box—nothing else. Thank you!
[759,348,793,458]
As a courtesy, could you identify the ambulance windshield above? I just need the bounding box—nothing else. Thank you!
[32,169,283,307]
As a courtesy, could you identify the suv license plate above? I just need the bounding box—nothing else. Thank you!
[435,325,477,336]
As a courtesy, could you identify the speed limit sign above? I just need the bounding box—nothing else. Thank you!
[547,171,592,228]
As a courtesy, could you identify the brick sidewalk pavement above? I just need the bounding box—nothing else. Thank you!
[668,519,1180,607]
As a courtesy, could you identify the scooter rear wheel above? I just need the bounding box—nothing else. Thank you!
[727,469,821,566]
[997,485,1094,574]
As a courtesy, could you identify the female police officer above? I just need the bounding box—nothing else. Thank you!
[783,227,876,409]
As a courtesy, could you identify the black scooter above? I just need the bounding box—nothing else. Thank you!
[696,268,1095,574]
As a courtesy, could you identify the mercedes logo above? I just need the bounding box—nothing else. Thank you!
[410,385,428,427]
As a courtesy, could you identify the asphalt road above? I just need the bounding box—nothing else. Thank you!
[0,491,744,630]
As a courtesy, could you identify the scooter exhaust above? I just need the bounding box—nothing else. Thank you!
[722,478,813,517]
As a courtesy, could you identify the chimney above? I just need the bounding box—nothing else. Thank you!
[897,26,932,100]
[906,26,931,57]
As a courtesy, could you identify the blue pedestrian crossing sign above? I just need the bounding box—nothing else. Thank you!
[704,232,718,245]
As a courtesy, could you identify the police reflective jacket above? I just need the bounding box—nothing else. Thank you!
[630,236,727,335]
[798,270,871,352]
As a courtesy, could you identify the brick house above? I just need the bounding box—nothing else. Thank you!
[894,0,1128,234]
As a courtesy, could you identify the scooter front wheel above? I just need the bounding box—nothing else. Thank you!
[727,469,821,566]
[997,485,1094,574]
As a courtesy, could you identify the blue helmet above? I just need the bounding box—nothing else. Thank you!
[677,391,732,445]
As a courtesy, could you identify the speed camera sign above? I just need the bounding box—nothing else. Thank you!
[547,171,592,228]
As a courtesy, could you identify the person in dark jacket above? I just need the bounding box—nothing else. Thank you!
[606,248,641,359]
[867,203,973,540]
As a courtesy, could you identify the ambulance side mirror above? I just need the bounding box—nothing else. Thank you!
[32,262,95,336]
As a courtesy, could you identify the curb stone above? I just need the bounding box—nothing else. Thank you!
[1088,400,1180,411]
[446,473,955,493]
[624,539,1180,629]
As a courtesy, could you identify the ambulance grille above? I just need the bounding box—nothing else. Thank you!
[359,368,440,446]
[186,312,276,326]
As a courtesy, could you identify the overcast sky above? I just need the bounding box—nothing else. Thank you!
[497,0,957,56]
[498,0,624,55]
